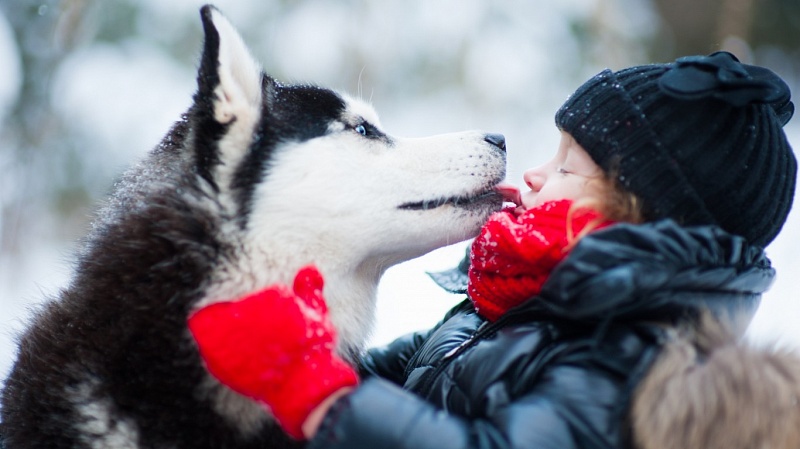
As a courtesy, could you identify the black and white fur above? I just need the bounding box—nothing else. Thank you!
[0,5,507,449]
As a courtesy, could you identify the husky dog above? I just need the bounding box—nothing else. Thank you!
[0,5,507,449]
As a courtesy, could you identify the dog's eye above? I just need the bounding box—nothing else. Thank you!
[351,122,386,140]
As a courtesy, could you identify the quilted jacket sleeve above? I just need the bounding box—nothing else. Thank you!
[358,300,474,384]
[358,332,431,385]
[310,328,657,449]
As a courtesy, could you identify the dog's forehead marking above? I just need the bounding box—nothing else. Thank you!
[327,121,346,133]
[341,94,382,127]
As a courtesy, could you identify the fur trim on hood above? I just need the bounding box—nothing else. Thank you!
[632,313,800,449]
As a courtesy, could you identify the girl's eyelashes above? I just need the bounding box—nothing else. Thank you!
[557,167,570,175]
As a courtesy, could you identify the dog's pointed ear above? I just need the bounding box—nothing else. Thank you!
[191,5,267,189]
[197,5,262,125]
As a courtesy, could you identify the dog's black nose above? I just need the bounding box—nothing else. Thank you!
[484,133,506,152]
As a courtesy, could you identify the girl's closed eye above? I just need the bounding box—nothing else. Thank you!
[557,167,570,175]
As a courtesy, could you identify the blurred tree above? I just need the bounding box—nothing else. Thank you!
[652,0,800,63]
[0,0,94,255]
[751,0,800,52]
[0,0,197,254]
[1,0,798,262]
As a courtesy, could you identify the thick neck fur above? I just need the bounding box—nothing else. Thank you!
[203,224,386,361]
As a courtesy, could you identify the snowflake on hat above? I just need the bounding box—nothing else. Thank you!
[468,199,614,322]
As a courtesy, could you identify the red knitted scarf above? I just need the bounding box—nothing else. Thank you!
[468,199,614,322]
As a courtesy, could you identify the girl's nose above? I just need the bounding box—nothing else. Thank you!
[523,167,545,192]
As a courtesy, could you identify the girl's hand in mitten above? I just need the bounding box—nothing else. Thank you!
[187,265,358,439]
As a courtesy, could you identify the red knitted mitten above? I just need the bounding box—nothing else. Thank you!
[187,266,358,439]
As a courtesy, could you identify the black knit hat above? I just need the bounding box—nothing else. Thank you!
[556,51,796,247]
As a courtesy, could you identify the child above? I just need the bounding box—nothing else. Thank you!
[188,51,798,448]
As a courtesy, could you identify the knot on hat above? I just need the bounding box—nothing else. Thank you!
[659,51,794,124]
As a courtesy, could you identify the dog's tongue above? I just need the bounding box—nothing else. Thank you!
[494,182,521,206]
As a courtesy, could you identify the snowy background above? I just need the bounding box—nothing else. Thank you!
[1,0,799,384]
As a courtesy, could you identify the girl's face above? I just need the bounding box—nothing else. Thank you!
[518,131,605,213]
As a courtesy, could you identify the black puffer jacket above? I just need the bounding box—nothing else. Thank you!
[308,220,773,449]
